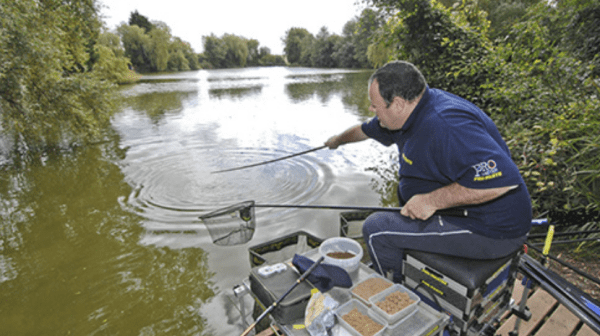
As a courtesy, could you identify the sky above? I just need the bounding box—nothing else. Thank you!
[98,0,368,55]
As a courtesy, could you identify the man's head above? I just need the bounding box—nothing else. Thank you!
[368,61,427,130]
[369,61,427,106]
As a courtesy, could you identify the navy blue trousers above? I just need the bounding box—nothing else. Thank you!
[362,212,527,280]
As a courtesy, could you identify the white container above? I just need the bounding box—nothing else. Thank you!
[334,299,387,336]
[369,284,420,325]
[319,237,363,277]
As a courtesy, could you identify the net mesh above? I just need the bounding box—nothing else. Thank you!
[199,201,256,246]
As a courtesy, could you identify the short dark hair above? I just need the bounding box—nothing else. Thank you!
[369,61,427,106]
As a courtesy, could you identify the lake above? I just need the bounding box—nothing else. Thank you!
[0,67,397,335]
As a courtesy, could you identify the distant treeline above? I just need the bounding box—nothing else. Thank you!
[120,10,380,70]
[200,33,286,69]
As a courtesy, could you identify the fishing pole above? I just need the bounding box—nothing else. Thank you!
[211,145,327,174]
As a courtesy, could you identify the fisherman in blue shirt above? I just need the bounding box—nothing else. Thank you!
[325,61,532,281]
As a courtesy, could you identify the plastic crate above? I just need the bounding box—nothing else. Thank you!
[248,230,323,267]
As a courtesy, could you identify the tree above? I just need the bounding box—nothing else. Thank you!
[93,31,137,83]
[367,0,490,104]
[202,34,227,68]
[246,39,260,66]
[148,22,171,72]
[118,17,198,72]
[129,10,154,33]
[201,33,269,68]
[311,27,339,68]
[332,9,384,69]
[118,24,152,71]
[299,34,316,66]
[169,38,199,71]
[354,8,384,67]
[283,28,313,64]
[1,0,116,156]
[562,2,600,76]
[223,34,249,68]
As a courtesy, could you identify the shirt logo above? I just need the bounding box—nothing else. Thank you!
[472,160,502,181]
[402,153,413,165]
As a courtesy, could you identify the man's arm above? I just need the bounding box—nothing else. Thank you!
[401,183,516,220]
[325,124,369,149]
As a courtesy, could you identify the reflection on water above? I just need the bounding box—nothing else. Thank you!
[0,144,214,335]
[209,86,263,100]
[0,67,400,335]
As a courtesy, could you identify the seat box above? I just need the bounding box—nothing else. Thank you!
[402,251,519,335]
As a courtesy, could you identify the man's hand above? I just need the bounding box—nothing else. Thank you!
[325,135,341,150]
[324,125,369,150]
[401,194,437,220]
[400,183,515,220]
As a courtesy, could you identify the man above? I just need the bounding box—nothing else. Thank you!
[325,61,531,281]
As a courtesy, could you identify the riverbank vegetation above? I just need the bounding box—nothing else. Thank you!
[1,0,131,158]
[363,0,600,235]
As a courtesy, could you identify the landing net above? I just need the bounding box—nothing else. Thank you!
[199,201,256,246]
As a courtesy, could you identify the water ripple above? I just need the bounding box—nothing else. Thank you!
[119,145,331,230]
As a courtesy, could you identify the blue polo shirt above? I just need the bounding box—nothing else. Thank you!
[362,87,531,239]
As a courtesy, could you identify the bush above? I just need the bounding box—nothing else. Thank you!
[367,0,600,220]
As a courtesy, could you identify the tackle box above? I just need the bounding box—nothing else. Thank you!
[249,262,314,325]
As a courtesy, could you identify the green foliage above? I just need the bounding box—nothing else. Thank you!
[128,10,154,33]
[148,22,171,72]
[246,39,261,66]
[282,9,381,69]
[201,34,227,68]
[367,0,492,104]
[93,32,138,84]
[169,37,200,71]
[223,34,249,68]
[475,3,599,216]
[201,33,277,69]
[440,0,544,40]
[311,27,339,68]
[563,4,600,76]
[118,13,198,72]
[117,24,152,70]
[257,53,287,67]
[364,0,600,219]
[0,0,117,156]
[283,28,314,65]
[333,9,385,69]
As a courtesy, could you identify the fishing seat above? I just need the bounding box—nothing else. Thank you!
[403,248,523,335]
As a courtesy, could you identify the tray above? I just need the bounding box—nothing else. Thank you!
[334,299,387,336]
[369,284,420,325]
[350,273,393,307]
[387,305,443,336]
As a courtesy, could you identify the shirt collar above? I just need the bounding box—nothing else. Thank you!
[399,86,430,132]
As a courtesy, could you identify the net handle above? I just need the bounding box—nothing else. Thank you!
[199,201,467,220]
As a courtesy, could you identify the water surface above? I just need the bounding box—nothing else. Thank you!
[0,67,397,335]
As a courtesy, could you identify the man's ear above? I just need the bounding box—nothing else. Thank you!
[391,96,406,114]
